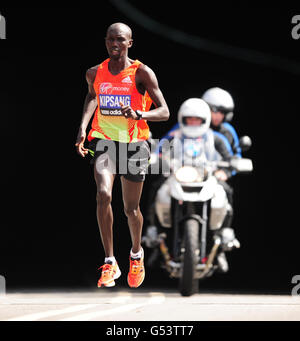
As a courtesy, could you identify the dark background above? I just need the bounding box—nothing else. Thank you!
[0,2,299,294]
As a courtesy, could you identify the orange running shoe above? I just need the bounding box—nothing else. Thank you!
[97,262,121,288]
[127,249,145,288]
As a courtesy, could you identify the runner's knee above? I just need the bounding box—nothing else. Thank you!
[96,189,112,206]
[124,204,140,218]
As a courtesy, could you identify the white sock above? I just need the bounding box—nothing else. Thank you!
[104,256,116,265]
[130,248,143,259]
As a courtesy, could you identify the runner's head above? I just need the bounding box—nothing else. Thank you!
[105,23,133,60]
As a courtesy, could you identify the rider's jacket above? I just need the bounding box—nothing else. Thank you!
[211,122,241,157]
[156,125,233,178]
[160,122,241,158]
[88,59,152,143]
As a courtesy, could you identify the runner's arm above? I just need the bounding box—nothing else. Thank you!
[75,67,98,157]
[136,65,170,122]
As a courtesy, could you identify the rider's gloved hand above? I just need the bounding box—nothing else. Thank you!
[214,169,228,182]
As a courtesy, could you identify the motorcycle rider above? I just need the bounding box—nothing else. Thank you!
[202,87,241,158]
[156,88,241,230]
[144,98,239,271]
[201,87,242,235]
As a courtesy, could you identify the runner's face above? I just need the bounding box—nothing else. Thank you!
[105,29,133,59]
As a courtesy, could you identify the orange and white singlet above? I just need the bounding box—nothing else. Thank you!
[87,59,152,143]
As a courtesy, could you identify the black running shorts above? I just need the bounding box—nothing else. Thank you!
[88,138,151,182]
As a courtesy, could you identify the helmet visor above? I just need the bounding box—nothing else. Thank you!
[182,116,204,126]
[209,105,232,115]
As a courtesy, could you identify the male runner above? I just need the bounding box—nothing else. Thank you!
[75,23,169,288]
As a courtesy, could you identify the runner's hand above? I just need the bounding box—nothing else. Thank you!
[75,130,89,157]
[120,101,139,120]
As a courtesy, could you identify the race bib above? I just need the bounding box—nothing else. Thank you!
[99,82,132,116]
[99,94,131,116]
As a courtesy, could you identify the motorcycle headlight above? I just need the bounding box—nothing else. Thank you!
[175,166,199,183]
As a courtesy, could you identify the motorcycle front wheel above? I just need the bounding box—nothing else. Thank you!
[179,219,200,296]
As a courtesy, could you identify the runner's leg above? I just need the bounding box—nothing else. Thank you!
[120,176,144,253]
[94,164,116,257]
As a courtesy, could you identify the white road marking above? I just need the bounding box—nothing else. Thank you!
[2,292,300,321]
[2,292,165,322]
[60,303,144,321]
[5,304,100,321]
[60,293,166,321]
[148,292,166,304]
[108,293,132,304]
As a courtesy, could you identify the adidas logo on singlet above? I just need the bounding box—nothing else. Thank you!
[122,76,132,84]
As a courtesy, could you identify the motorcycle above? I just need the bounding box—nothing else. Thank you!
[143,135,253,296]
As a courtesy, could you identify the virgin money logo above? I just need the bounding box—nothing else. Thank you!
[100,83,113,94]
[100,82,130,94]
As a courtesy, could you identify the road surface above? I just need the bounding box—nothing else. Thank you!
[1,288,300,321]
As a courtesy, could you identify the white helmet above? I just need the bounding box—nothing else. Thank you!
[202,87,235,122]
[178,98,211,138]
